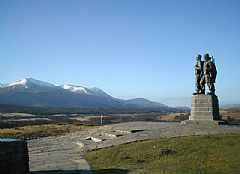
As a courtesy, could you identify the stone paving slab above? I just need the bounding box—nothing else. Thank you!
[28,121,240,173]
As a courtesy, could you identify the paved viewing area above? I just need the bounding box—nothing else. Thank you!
[27,121,240,174]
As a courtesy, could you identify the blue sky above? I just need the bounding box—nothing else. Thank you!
[0,0,240,106]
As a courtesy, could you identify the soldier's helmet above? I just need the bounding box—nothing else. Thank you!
[204,53,210,60]
[196,54,201,60]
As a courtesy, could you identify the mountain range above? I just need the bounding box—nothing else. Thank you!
[0,78,185,112]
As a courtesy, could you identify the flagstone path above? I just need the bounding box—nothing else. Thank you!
[28,122,240,173]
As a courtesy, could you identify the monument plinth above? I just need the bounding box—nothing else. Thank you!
[182,94,220,124]
[190,94,220,120]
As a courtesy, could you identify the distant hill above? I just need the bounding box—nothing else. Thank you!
[220,104,240,109]
[174,106,191,112]
[0,104,183,115]
[0,78,184,112]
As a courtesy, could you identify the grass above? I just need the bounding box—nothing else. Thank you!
[85,134,240,174]
[0,124,91,140]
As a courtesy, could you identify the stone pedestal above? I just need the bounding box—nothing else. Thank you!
[0,139,29,174]
[182,94,221,125]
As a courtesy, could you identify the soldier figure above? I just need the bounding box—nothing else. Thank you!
[200,53,217,94]
[194,54,205,94]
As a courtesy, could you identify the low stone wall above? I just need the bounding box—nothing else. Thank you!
[0,139,29,174]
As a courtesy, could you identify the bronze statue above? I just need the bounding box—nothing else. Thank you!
[194,53,217,95]
[194,54,205,94]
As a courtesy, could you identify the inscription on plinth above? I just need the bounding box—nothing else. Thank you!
[190,94,220,121]
[182,94,220,124]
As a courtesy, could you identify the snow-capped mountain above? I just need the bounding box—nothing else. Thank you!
[60,84,112,98]
[61,84,89,94]
[5,78,56,89]
[3,78,110,98]
[0,78,177,111]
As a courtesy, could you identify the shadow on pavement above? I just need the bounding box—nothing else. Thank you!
[30,169,131,174]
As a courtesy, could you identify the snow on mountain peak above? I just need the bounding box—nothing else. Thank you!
[2,78,111,98]
[60,85,111,98]
[9,78,27,86]
[61,84,88,94]
[90,87,101,91]
[6,78,55,88]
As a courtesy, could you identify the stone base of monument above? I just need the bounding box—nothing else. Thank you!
[0,139,29,174]
[181,94,222,125]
